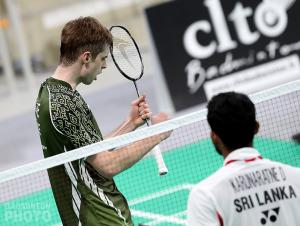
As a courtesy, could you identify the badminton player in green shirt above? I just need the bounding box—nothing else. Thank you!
[35,16,171,226]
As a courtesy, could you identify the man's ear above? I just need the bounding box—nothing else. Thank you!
[81,51,91,64]
[211,131,220,145]
[254,121,260,134]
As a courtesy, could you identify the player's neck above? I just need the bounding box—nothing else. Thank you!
[53,64,81,90]
[223,143,254,159]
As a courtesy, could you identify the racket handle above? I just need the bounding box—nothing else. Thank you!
[152,145,168,176]
[144,118,168,175]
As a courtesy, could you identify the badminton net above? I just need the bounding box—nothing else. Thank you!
[0,80,300,226]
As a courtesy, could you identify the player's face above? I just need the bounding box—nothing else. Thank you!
[82,48,109,85]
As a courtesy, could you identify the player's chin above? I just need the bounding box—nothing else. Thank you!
[82,78,95,85]
[93,72,101,81]
[83,74,99,85]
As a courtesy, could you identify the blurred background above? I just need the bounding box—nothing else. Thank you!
[1,0,299,172]
[0,0,172,171]
[1,2,300,225]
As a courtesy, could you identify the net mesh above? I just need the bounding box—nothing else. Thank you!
[110,26,143,80]
[0,80,300,226]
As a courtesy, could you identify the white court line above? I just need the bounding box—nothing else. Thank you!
[147,211,187,226]
[131,209,186,225]
[129,184,194,225]
[129,184,194,206]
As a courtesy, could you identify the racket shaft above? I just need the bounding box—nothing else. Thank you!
[152,145,168,175]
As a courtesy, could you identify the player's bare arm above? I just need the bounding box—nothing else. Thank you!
[105,95,151,138]
[87,112,171,179]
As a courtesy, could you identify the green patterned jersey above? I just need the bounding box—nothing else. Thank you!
[35,77,133,226]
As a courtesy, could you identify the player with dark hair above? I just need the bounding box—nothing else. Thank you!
[207,92,258,152]
[187,92,300,226]
[35,16,171,226]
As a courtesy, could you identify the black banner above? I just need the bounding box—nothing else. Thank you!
[146,0,300,111]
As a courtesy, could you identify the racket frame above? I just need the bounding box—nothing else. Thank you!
[109,25,144,82]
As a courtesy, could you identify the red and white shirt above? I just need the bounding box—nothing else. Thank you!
[187,148,300,226]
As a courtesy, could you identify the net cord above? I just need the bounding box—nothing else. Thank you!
[0,79,299,183]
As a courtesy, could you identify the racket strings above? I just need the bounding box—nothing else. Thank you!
[110,28,143,80]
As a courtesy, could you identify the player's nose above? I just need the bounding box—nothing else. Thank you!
[102,60,107,69]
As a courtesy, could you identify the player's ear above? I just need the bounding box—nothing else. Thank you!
[211,131,226,147]
[211,131,220,145]
[81,51,91,64]
[254,121,260,134]
[211,131,228,154]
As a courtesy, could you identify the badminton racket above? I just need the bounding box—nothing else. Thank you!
[109,25,168,176]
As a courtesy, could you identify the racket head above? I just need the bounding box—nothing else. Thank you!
[109,25,144,81]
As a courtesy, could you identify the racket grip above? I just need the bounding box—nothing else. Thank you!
[152,145,168,176]
[144,119,168,175]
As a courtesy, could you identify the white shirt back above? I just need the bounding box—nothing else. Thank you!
[187,148,300,226]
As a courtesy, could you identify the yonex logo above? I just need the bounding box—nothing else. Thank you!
[260,207,280,225]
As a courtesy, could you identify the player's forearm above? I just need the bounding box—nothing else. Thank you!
[87,133,168,178]
[105,118,137,138]
[110,134,166,174]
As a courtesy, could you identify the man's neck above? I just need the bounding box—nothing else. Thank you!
[53,64,80,90]
[222,144,254,159]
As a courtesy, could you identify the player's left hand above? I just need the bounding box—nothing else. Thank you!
[128,95,152,128]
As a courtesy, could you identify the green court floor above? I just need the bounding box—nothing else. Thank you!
[0,137,299,226]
